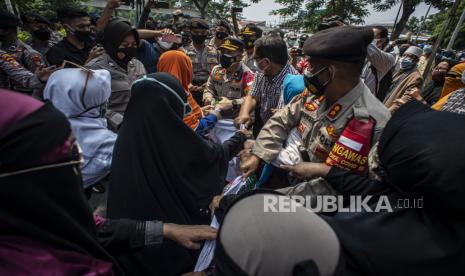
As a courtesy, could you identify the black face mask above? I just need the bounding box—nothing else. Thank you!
[74,30,93,43]
[33,27,51,41]
[242,38,255,50]
[220,54,237,69]
[117,47,137,65]
[192,34,207,45]
[303,67,331,97]
[216,32,228,40]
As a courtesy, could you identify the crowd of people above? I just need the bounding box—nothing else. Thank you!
[1,0,465,275]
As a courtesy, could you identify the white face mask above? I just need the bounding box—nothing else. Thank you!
[157,38,173,50]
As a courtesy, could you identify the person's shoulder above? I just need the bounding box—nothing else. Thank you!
[85,53,108,68]
[358,85,391,125]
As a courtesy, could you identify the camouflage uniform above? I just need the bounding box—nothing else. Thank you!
[183,43,218,86]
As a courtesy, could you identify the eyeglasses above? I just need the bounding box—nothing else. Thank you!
[0,143,84,178]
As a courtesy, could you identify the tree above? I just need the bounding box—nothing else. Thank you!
[427,0,465,49]
[5,0,86,18]
[176,0,257,19]
[369,0,451,40]
[272,0,371,32]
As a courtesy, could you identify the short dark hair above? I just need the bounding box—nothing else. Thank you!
[254,36,288,66]
[372,25,389,39]
[268,28,284,39]
[57,7,89,24]
[215,19,231,34]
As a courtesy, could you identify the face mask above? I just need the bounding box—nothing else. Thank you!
[192,34,207,44]
[117,47,137,65]
[136,76,192,116]
[216,31,228,40]
[157,38,173,50]
[399,57,415,71]
[33,27,51,41]
[431,69,446,83]
[243,38,255,49]
[303,66,331,97]
[220,53,237,69]
[254,58,269,74]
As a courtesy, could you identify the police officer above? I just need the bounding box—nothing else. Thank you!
[238,23,263,73]
[209,20,231,49]
[21,12,59,56]
[241,26,391,191]
[0,10,50,95]
[204,37,254,119]
[183,18,218,105]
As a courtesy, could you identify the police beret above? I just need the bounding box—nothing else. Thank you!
[240,24,263,38]
[219,37,244,52]
[190,18,209,30]
[21,12,51,26]
[0,10,22,28]
[303,26,374,63]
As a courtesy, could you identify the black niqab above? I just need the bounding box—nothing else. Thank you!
[0,103,122,275]
[107,73,239,275]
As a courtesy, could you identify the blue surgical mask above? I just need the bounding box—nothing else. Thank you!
[135,76,192,117]
[399,57,415,71]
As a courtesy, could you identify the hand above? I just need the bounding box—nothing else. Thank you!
[289,47,299,57]
[163,224,217,250]
[201,105,214,115]
[209,194,224,214]
[217,97,233,111]
[240,154,260,178]
[107,0,121,9]
[36,65,57,82]
[239,129,253,139]
[203,98,213,106]
[189,85,201,93]
[234,114,252,129]
[88,46,105,61]
[281,162,331,179]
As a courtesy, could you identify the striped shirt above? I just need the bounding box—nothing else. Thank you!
[251,62,298,123]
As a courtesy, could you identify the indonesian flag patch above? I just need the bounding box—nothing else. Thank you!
[325,117,375,175]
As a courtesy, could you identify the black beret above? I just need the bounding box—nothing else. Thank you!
[303,26,374,63]
[0,10,22,28]
[21,12,51,26]
[219,37,244,52]
[190,18,209,30]
[240,23,263,38]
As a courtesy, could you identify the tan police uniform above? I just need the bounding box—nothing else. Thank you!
[0,50,43,94]
[204,63,254,118]
[1,40,45,94]
[183,43,218,86]
[254,81,390,198]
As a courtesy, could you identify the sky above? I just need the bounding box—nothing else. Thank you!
[242,0,440,26]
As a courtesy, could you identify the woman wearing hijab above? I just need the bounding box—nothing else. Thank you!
[0,89,122,275]
[157,50,233,136]
[283,100,465,276]
[0,90,218,275]
[214,192,341,276]
[86,18,146,131]
[107,73,247,275]
[44,68,116,194]
[420,61,450,105]
[432,62,465,110]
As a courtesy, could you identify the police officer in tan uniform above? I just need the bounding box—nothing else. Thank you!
[0,10,48,94]
[238,24,263,73]
[241,26,391,195]
[204,37,254,119]
[183,18,218,105]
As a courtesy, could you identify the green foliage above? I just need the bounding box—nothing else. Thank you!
[9,0,88,19]
[272,0,370,32]
[429,1,465,49]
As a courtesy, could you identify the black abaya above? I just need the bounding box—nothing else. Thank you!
[107,73,245,275]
